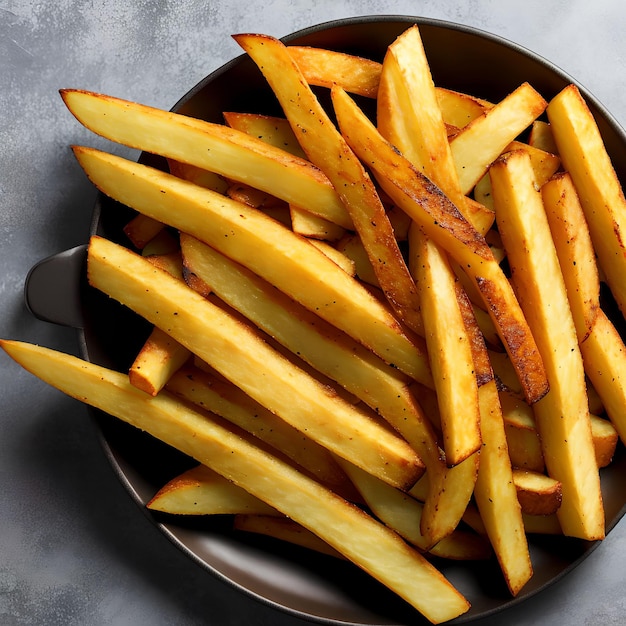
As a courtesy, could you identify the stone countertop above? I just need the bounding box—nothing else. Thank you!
[1,2,625,625]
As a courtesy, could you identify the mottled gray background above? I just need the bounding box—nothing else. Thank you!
[2,1,626,625]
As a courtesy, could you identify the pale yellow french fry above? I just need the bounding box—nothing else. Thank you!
[72,146,431,385]
[450,83,548,194]
[86,235,423,489]
[148,465,280,516]
[234,32,424,338]
[528,119,558,154]
[490,149,604,540]
[547,84,626,317]
[61,89,353,229]
[0,339,470,624]
[336,459,491,561]
[129,326,191,396]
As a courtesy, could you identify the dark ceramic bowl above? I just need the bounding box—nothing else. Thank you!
[24,15,626,625]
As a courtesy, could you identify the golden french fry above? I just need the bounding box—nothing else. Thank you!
[166,365,351,491]
[490,149,604,540]
[0,339,469,623]
[129,326,191,396]
[450,82,548,194]
[148,465,280,516]
[87,235,423,489]
[541,171,600,343]
[336,459,491,561]
[233,514,345,559]
[409,227,481,466]
[61,89,353,229]
[234,32,424,338]
[72,146,431,385]
[331,84,548,406]
[528,119,558,154]
[547,84,626,317]
[512,469,562,517]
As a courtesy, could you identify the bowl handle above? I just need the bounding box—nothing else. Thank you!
[24,244,88,329]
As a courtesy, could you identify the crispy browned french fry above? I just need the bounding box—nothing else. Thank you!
[331,85,548,406]
[72,146,431,385]
[0,339,470,623]
[234,33,424,338]
[86,235,423,489]
[547,84,626,317]
[61,89,353,229]
[148,465,280,516]
[490,149,604,540]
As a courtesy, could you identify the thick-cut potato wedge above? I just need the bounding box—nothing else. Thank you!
[233,514,345,559]
[73,146,431,385]
[0,339,469,623]
[435,87,492,129]
[87,236,423,489]
[234,33,424,337]
[512,469,562,517]
[547,84,626,316]
[450,83,548,194]
[591,414,619,467]
[129,326,191,396]
[409,227,481,466]
[123,213,165,250]
[331,85,548,406]
[61,89,352,229]
[148,465,280,516]
[490,150,604,540]
[336,459,491,561]
[166,365,350,490]
[541,172,599,343]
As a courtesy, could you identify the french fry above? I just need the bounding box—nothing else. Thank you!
[528,120,558,154]
[86,235,423,489]
[331,84,549,406]
[129,326,191,396]
[235,33,426,338]
[489,149,604,540]
[0,339,470,623]
[61,89,353,229]
[233,514,345,559]
[450,82,548,194]
[410,227,481,466]
[72,146,432,385]
[547,84,626,317]
[147,465,280,516]
[166,365,351,490]
[336,459,492,561]
[512,469,562,517]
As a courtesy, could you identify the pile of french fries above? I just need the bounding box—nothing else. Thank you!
[4,24,626,624]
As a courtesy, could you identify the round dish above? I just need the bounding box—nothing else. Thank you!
[25,15,626,625]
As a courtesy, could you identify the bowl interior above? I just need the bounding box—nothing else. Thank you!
[79,15,626,625]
